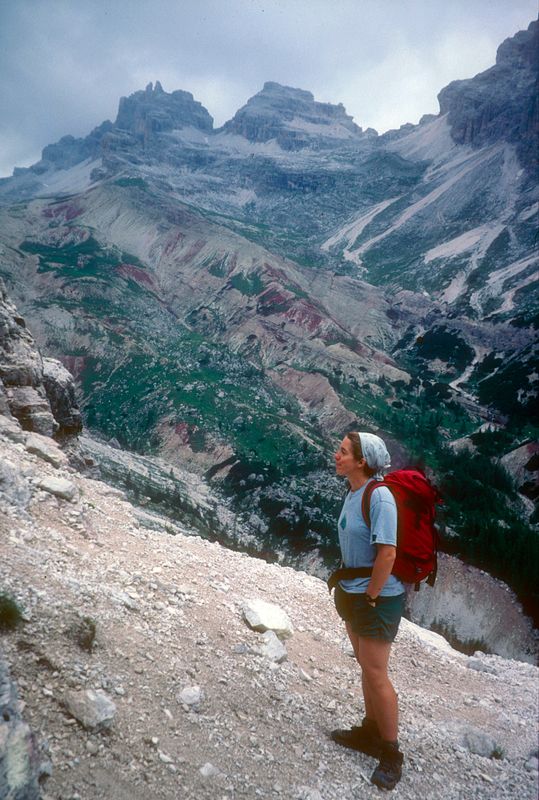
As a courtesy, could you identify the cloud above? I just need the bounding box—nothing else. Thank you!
[329,29,500,132]
[0,0,536,176]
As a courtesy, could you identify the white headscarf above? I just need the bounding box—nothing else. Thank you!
[357,432,391,479]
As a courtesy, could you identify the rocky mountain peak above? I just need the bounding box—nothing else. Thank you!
[115,82,214,136]
[259,80,317,104]
[222,81,363,148]
[145,80,164,94]
[437,18,538,175]
[496,18,539,70]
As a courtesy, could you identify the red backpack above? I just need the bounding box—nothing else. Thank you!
[328,469,441,592]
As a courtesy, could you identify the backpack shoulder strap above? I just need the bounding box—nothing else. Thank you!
[361,479,385,528]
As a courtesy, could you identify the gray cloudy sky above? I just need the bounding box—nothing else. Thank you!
[0,0,537,177]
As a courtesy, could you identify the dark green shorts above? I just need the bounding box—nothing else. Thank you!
[334,585,405,642]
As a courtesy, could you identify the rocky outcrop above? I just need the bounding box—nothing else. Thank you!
[0,279,81,437]
[406,553,538,663]
[438,19,539,175]
[0,278,56,436]
[500,441,539,503]
[0,657,41,800]
[76,435,259,551]
[38,126,109,173]
[42,358,82,436]
[0,281,43,388]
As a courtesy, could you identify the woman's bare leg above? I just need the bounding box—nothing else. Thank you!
[345,622,377,722]
[355,636,398,742]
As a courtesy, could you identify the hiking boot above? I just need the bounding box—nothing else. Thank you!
[330,717,382,757]
[370,742,404,791]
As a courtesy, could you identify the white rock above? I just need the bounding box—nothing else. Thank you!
[63,689,116,731]
[38,476,78,502]
[242,599,293,639]
[296,787,323,800]
[25,433,68,468]
[467,657,498,675]
[461,728,499,758]
[178,685,203,708]
[199,762,220,778]
[0,415,25,443]
[260,630,288,663]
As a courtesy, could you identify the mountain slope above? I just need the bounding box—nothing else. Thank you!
[0,21,537,616]
[2,425,538,800]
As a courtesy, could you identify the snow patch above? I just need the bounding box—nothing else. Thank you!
[214,131,287,159]
[167,126,213,146]
[486,253,539,287]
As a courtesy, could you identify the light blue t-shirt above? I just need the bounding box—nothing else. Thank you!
[337,480,404,596]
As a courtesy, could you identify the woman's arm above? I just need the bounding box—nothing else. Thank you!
[366,544,396,601]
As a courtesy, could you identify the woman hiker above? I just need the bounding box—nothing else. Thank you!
[331,431,405,791]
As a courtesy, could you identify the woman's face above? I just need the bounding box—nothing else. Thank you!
[334,436,365,478]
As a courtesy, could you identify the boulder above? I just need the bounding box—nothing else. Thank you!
[242,599,293,639]
[199,762,220,778]
[0,413,25,444]
[461,728,501,759]
[7,386,56,436]
[38,476,78,502]
[63,689,116,731]
[25,432,68,468]
[259,630,288,663]
[0,657,41,800]
[177,685,204,710]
